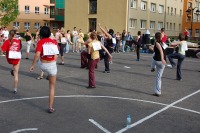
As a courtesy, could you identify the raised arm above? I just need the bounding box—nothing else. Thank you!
[98,23,112,39]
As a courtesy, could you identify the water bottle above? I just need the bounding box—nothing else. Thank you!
[126,114,131,129]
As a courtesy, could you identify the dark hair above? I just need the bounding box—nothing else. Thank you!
[90,32,97,40]
[9,30,16,46]
[108,29,114,35]
[89,28,94,32]
[67,30,70,33]
[74,27,76,30]
[138,31,141,36]
[178,33,185,41]
[40,26,51,38]
[161,28,165,32]
[155,32,162,43]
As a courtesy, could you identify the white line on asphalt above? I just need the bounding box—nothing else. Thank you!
[115,89,200,133]
[89,119,111,133]
[0,95,200,115]
[10,128,38,133]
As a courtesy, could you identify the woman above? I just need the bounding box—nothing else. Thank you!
[30,26,59,113]
[136,31,142,61]
[64,30,71,53]
[1,30,21,94]
[153,32,166,96]
[115,32,121,53]
[98,23,114,73]
[59,30,66,65]
[87,32,112,88]
[167,34,187,81]
[24,30,33,59]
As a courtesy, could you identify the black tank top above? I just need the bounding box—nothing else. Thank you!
[153,42,166,61]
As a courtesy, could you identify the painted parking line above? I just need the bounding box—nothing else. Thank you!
[116,89,200,133]
[89,119,111,133]
[10,128,38,133]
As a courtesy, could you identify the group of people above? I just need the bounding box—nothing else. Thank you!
[0,25,199,113]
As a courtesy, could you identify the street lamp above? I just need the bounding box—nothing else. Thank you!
[186,7,199,38]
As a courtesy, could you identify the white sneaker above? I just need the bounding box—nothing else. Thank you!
[167,64,172,68]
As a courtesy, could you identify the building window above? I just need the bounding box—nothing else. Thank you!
[34,23,40,29]
[166,22,168,30]
[188,2,192,8]
[174,8,176,15]
[25,6,30,13]
[173,23,176,30]
[179,24,181,31]
[57,9,64,15]
[140,20,146,29]
[158,22,163,30]
[158,5,164,13]
[24,22,30,29]
[89,18,97,31]
[180,10,182,16]
[89,0,97,14]
[170,23,172,30]
[44,23,49,27]
[35,7,39,14]
[130,19,137,28]
[150,3,156,12]
[50,6,55,18]
[167,7,169,14]
[150,21,155,29]
[53,23,58,30]
[171,7,173,15]
[141,1,147,10]
[130,0,137,8]
[44,8,49,14]
[195,29,199,37]
[13,22,20,29]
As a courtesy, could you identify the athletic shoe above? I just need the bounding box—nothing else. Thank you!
[48,108,55,113]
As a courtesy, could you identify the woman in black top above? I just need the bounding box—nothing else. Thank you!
[24,30,33,59]
[153,32,166,96]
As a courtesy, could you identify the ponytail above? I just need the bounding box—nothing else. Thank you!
[9,30,16,46]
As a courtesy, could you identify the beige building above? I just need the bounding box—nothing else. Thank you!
[6,0,53,33]
[65,0,184,36]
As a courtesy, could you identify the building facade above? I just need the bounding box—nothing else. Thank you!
[65,0,183,36]
[182,0,200,38]
[6,0,64,34]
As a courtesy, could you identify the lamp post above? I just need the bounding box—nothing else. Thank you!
[186,7,199,38]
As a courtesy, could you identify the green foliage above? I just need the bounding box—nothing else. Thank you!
[0,0,19,26]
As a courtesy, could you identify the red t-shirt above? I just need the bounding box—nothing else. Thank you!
[36,38,58,61]
[184,31,189,36]
[1,39,21,65]
[162,34,167,43]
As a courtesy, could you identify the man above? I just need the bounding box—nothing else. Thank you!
[125,32,133,52]
[121,30,126,52]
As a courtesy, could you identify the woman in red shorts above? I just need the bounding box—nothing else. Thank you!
[1,30,21,94]
[30,26,59,113]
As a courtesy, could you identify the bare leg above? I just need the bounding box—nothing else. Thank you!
[13,62,20,92]
[48,75,56,109]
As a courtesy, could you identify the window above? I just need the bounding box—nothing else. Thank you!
[141,1,147,10]
[158,5,164,13]
[25,6,30,13]
[44,8,49,14]
[180,10,182,16]
[35,7,39,14]
[89,0,97,14]
[179,24,181,31]
[50,6,55,18]
[130,19,137,28]
[44,23,49,27]
[166,22,168,30]
[24,22,30,29]
[150,21,155,29]
[57,9,64,15]
[195,29,199,37]
[53,23,58,30]
[89,18,97,31]
[167,7,169,14]
[188,2,192,8]
[150,3,156,12]
[158,22,163,30]
[171,7,173,15]
[170,23,172,30]
[13,22,20,29]
[174,8,176,15]
[34,23,40,29]
[173,23,176,30]
[130,0,137,8]
[140,20,146,29]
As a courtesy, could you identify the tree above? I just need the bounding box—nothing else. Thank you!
[0,0,19,26]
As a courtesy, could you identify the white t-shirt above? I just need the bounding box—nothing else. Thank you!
[2,30,9,39]
[72,31,78,37]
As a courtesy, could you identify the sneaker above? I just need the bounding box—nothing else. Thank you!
[48,108,55,113]
[153,93,160,97]
[103,71,110,73]
[151,68,155,72]
[10,70,14,76]
[13,88,17,94]
[0,54,5,56]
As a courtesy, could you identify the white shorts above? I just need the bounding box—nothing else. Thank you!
[26,40,32,53]
[38,60,57,76]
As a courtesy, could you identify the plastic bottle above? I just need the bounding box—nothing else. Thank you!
[126,114,131,129]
